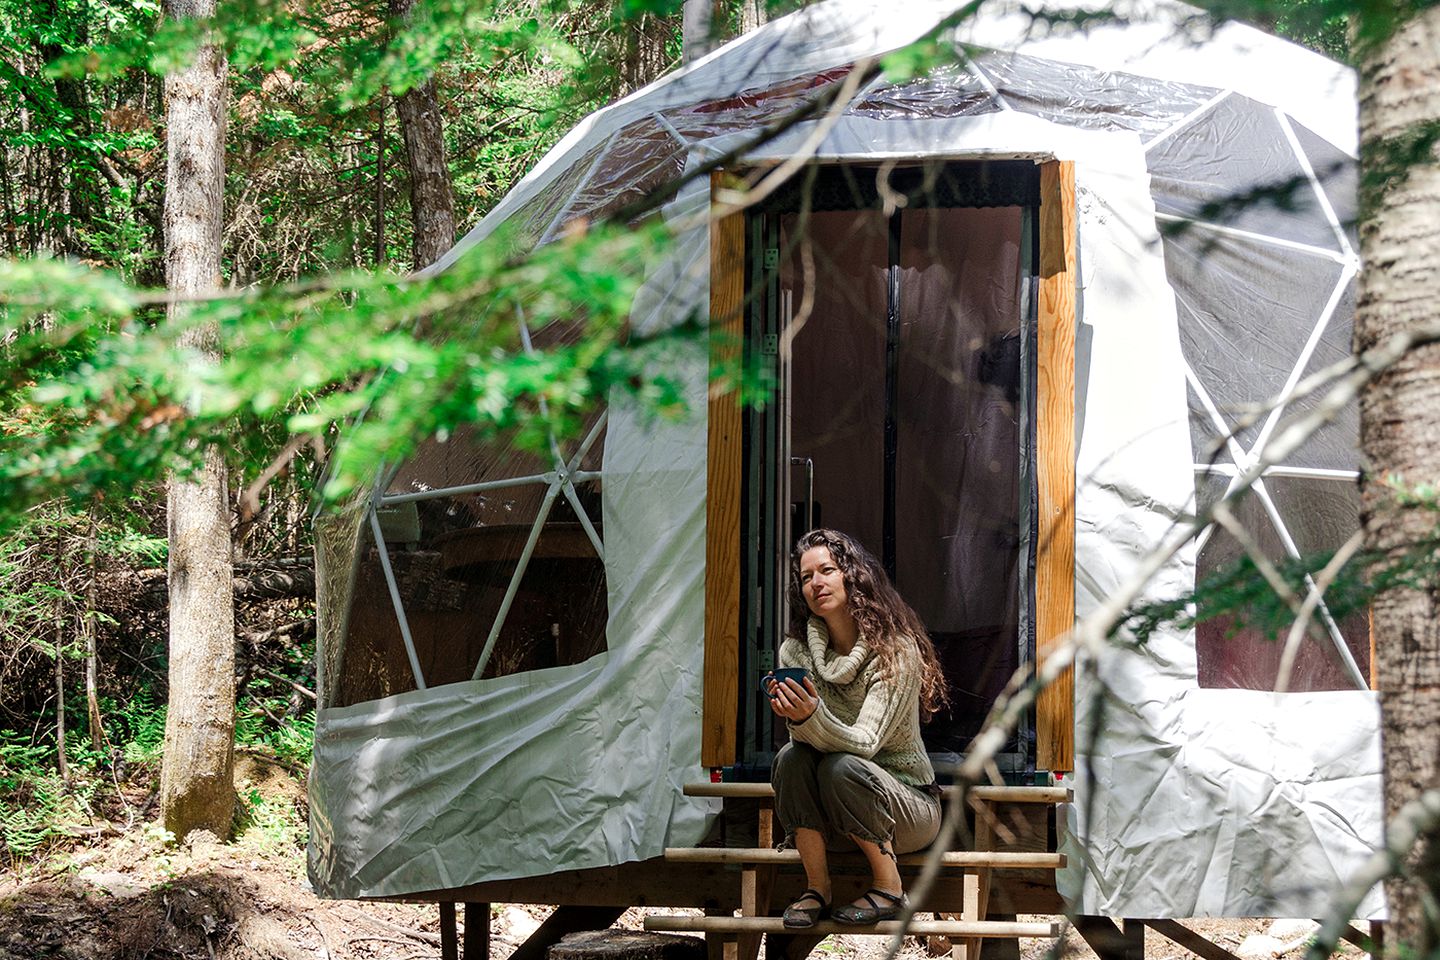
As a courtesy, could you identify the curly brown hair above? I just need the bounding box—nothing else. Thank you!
[787,528,950,720]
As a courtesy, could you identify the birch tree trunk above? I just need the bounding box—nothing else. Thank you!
[684,0,761,67]
[54,618,69,784]
[84,511,103,752]
[159,0,236,841]
[388,0,456,270]
[1355,5,1440,953]
[682,0,717,64]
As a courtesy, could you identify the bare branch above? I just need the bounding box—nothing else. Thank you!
[1275,529,1366,693]
[707,57,877,221]
[256,667,316,701]
[881,318,1440,960]
[1211,499,1305,610]
[238,434,312,523]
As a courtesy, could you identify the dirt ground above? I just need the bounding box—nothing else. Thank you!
[0,757,1371,960]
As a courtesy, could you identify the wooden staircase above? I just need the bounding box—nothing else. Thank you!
[643,782,1071,960]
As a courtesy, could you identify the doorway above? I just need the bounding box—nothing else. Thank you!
[737,162,1041,775]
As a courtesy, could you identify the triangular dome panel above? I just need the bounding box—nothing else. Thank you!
[975,49,1219,139]
[1164,227,1349,452]
[1149,93,1342,251]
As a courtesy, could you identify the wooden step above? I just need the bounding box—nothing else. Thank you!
[643,915,1062,938]
[663,848,1066,869]
[682,783,1072,804]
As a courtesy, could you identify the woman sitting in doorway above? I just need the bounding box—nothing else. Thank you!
[766,528,950,928]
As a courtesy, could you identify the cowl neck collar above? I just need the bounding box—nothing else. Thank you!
[805,618,870,686]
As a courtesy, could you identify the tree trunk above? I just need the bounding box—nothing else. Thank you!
[373,99,387,266]
[1355,5,1440,955]
[159,0,236,842]
[681,0,717,64]
[738,0,768,34]
[620,14,675,94]
[387,0,456,270]
[35,0,103,253]
[54,618,69,785]
[84,512,103,752]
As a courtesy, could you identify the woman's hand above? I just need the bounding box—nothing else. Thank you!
[769,676,819,723]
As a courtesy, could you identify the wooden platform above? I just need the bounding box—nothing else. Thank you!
[661,848,1066,869]
[391,779,1076,960]
[643,916,1062,938]
[387,781,1381,960]
[634,781,1072,960]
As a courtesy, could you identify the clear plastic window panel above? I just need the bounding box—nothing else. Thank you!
[507,141,609,250]
[1193,476,1369,692]
[849,62,999,119]
[659,68,850,142]
[558,119,687,229]
[1147,93,1345,251]
[333,323,609,708]
[973,50,1221,140]
[1164,228,1352,457]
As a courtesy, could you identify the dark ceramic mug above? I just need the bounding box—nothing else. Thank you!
[761,667,810,700]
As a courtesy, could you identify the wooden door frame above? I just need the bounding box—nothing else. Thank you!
[702,171,745,768]
[1035,159,1077,774]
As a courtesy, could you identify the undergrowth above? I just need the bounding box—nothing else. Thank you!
[0,731,99,862]
[235,701,316,770]
[0,677,316,862]
[233,782,308,854]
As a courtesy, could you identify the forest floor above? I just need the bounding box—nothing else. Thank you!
[0,755,1371,960]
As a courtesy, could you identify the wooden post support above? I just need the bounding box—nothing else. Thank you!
[704,908,735,960]
[703,170,746,768]
[441,902,460,960]
[954,799,995,960]
[956,875,981,960]
[1036,159,1077,775]
[1073,916,1143,960]
[738,806,776,960]
[1145,919,1246,960]
[464,902,490,960]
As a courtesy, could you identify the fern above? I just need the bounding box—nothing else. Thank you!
[268,711,315,768]
[0,728,53,785]
[234,708,267,746]
[0,772,66,859]
[0,802,51,859]
[112,688,167,764]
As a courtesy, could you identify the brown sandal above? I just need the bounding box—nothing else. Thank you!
[781,888,830,929]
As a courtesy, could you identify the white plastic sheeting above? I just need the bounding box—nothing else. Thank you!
[309,179,715,899]
[310,0,1382,916]
[1053,142,1382,917]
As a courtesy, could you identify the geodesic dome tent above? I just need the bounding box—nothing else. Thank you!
[309,0,1381,920]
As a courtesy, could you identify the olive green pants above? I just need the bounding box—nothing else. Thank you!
[771,741,941,853]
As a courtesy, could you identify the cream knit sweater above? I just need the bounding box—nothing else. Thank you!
[778,618,936,788]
